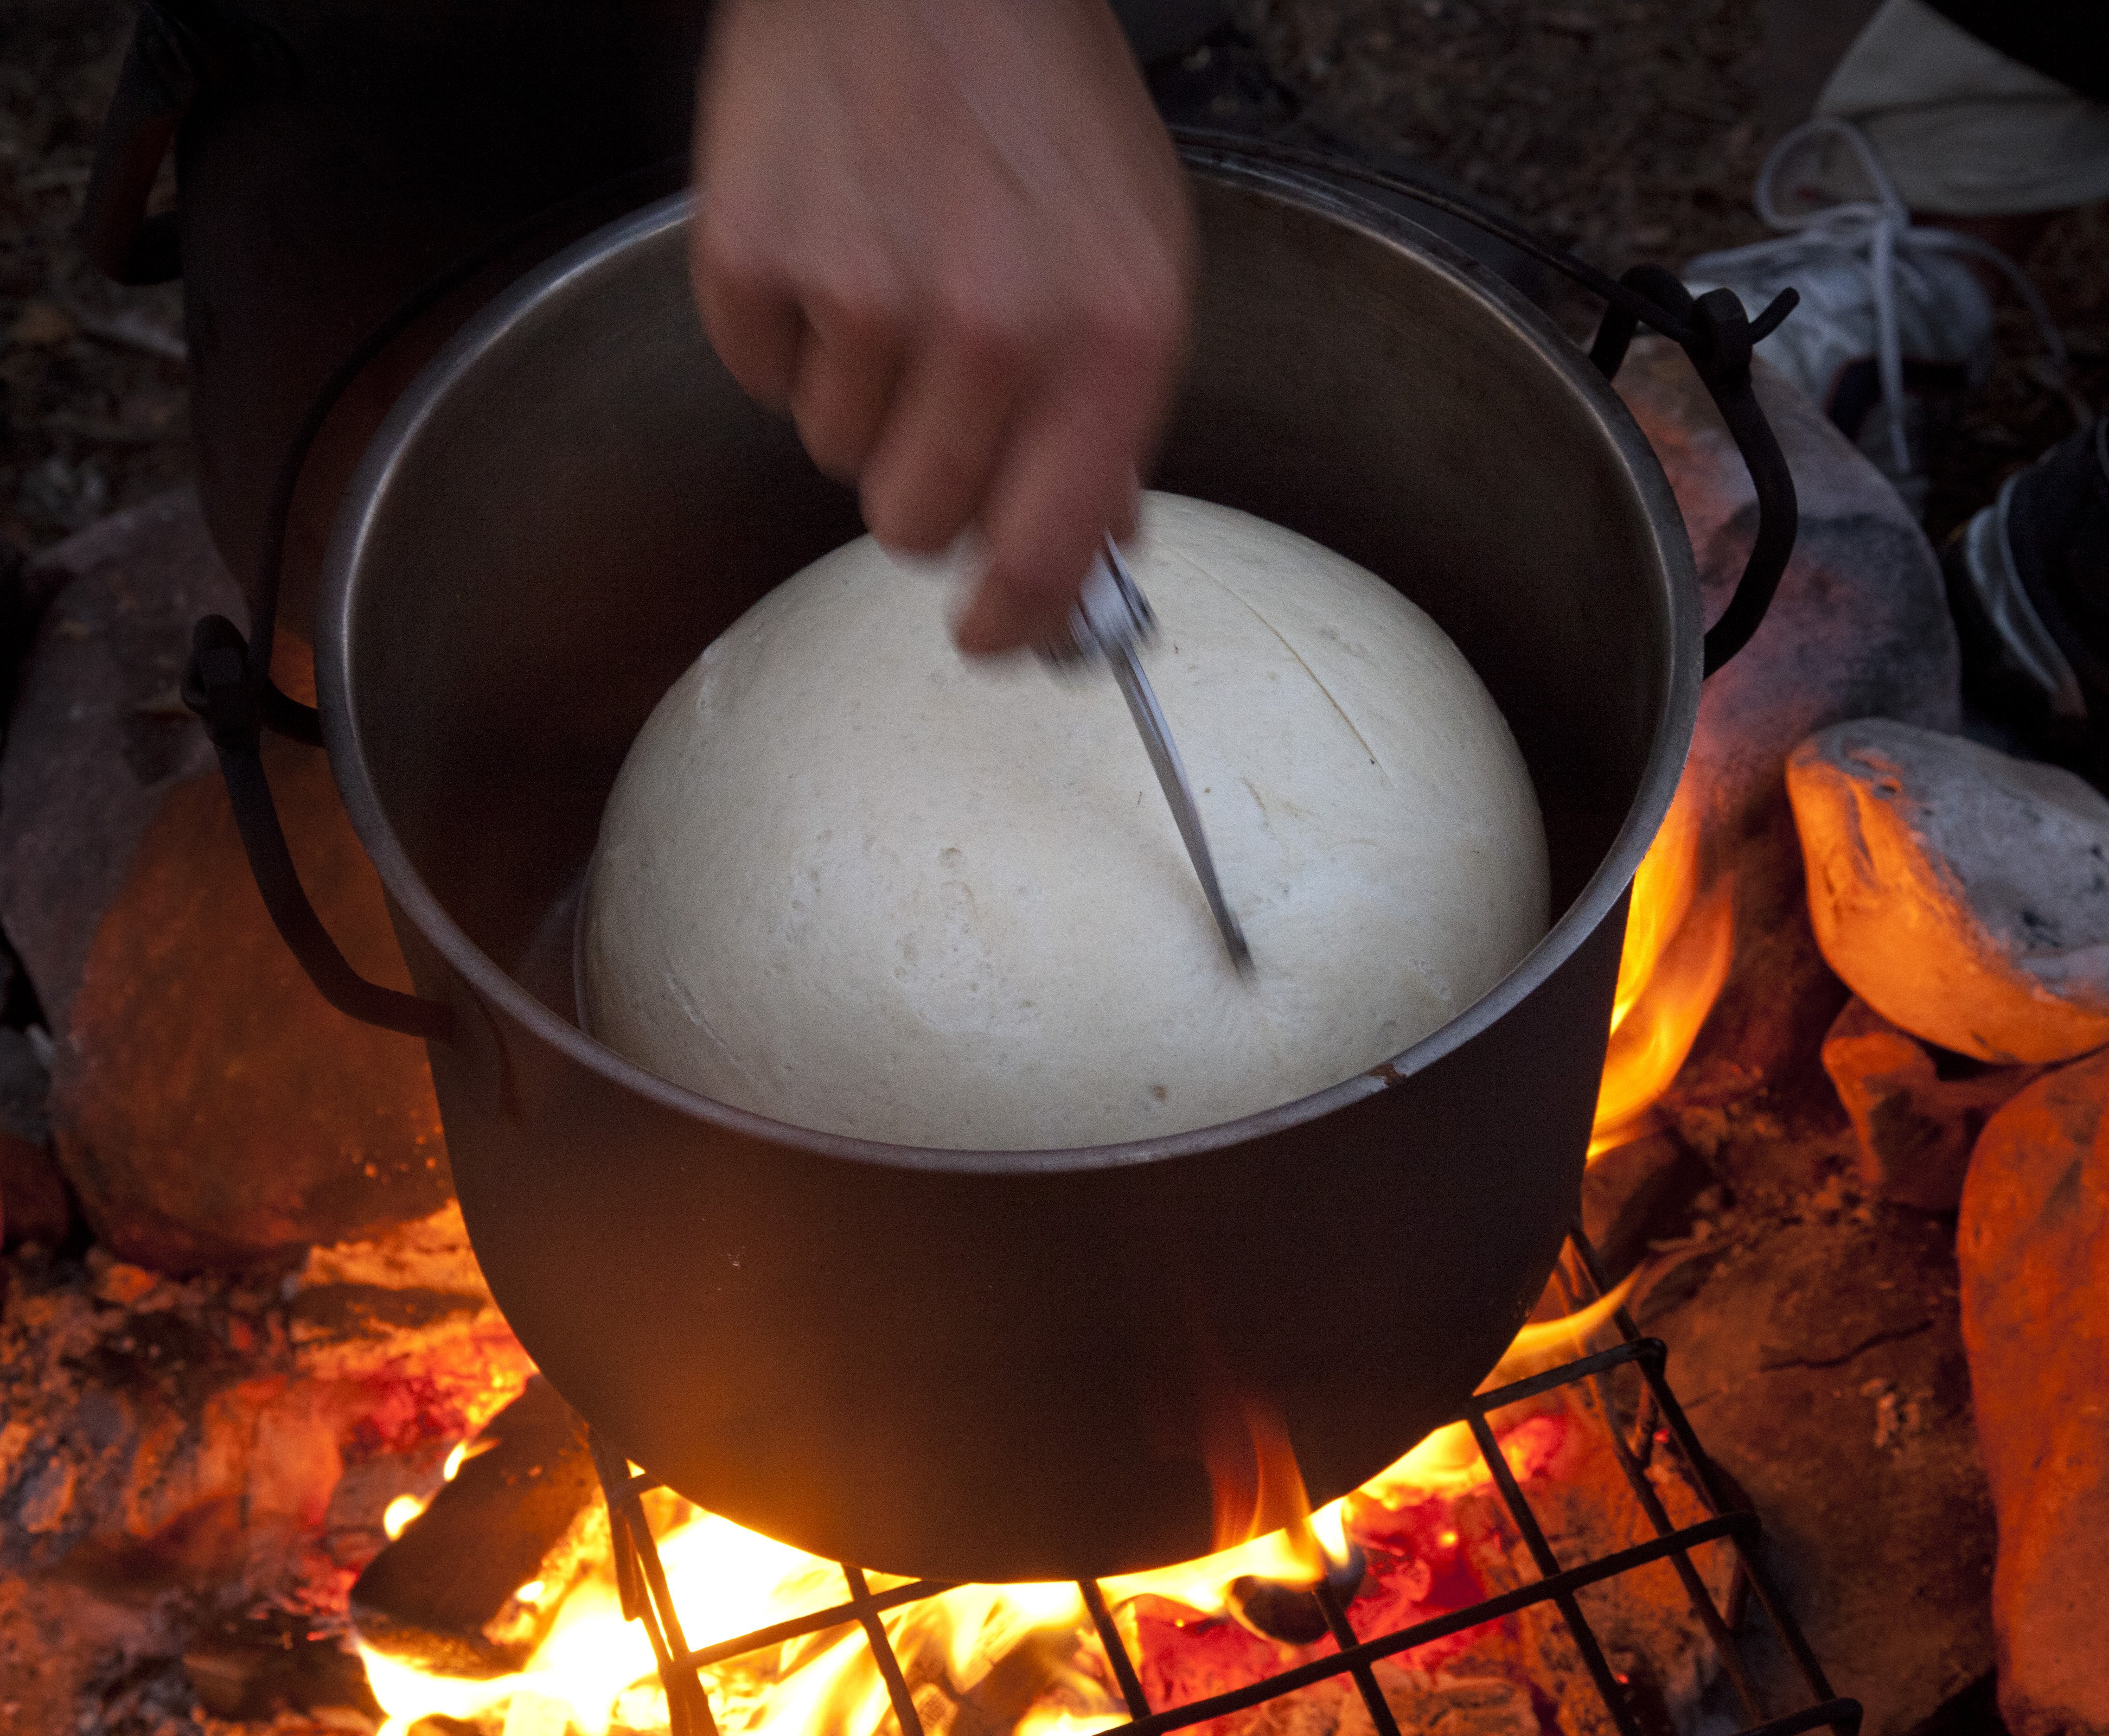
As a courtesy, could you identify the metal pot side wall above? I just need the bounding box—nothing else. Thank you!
[327,160,1696,1582]
[399,891,1622,1583]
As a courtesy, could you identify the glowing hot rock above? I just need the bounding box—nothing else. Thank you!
[581,491,1549,1148]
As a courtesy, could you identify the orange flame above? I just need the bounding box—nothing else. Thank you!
[380,1495,425,1542]
[1358,1271,1637,1505]
[1589,779,1733,1157]
[1203,1396,1331,1585]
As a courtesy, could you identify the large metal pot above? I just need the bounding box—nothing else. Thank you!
[189,141,1791,1583]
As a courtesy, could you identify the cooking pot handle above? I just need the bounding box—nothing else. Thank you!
[181,614,456,1045]
[1591,265,1796,677]
[1170,130,1799,679]
[175,153,683,1040]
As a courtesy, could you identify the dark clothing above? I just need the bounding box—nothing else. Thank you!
[86,0,707,628]
[1926,0,2109,103]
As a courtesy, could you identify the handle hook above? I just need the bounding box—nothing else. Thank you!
[181,616,455,1045]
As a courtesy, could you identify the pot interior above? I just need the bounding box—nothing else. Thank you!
[328,162,1694,1108]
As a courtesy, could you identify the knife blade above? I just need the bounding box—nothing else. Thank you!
[1046,536,1254,980]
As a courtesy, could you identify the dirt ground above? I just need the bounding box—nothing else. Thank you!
[0,0,187,562]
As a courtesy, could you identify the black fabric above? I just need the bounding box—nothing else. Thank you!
[2017,418,2109,704]
[1110,0,1233,65]
[1942,419,2109,781]
[1922,1,2109,104]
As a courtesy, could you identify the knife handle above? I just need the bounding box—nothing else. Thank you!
[1036,536,1156,666]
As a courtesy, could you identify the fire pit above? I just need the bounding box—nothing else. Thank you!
[6,351,1900,1729]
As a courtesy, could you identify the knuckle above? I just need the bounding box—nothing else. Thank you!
[932,283,1035,373]
[800,432,863,486]
[1079,262,1187,363]
[812,271,908,347]
[695,207,772,294]
[863,479,965,553]
[792,398,869,483]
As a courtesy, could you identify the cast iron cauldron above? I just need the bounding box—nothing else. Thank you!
[186,139,1794,1583]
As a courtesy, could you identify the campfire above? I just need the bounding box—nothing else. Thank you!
[331,752,1743,1736]
[7,332,2096,1736]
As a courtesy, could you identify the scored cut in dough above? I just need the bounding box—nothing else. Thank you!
[581,492,1550,1149]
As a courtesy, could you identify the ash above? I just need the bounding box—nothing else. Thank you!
[0,1204,532,1735]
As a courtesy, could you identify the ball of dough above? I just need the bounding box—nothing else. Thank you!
[582,493,1548,1149]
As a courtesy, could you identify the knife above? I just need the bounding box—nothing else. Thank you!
[1044,536,1254,980]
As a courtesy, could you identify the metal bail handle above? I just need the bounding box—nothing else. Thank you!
[168,152,689,1042]
[77,0,196,286]
[1170,128,1802,683]
[181,616,456,1045]
[1591,265,1796,676]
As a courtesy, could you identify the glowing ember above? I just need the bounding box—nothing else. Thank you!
[1357,1275,1636,1508]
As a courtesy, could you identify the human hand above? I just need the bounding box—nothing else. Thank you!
[691,0,1195,653]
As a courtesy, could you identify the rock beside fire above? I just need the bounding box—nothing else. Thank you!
[1640,1209,1995,1736]
[1614,342,1960,1117]
[0,1201,524,1597]
[1580,1129,1708,1277]
[1821,998,2043,1212]
[1789,718,2109,1066]
[1960,1049,2109,1736]
[0,490,451,1272]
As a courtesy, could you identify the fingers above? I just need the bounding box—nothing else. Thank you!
[698,222,1039,541]
[689,0,1194,651]
[691,0,1189,650]
[952,300,1173,655]
[698,205,913,486]
[951,382,1146,656]
[789,289,908,483]
[859,301,1034,552]
[691,229,804,410]
[698,253,1181,658]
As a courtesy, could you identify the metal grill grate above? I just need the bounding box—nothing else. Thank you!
[588,1227,1864,1736]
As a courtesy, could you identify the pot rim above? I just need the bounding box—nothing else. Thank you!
[317,148,1701,1178]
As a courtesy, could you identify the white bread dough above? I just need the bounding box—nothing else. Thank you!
[581,492,1549,1149]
